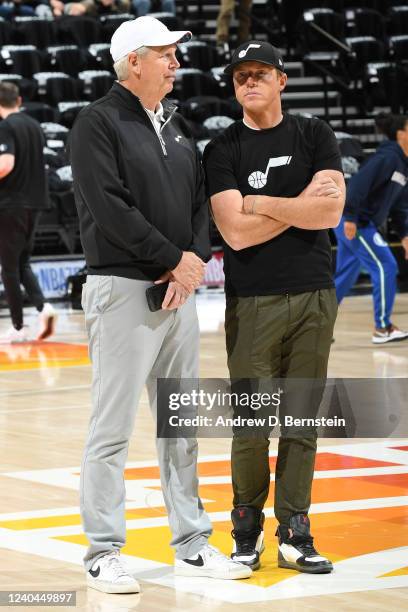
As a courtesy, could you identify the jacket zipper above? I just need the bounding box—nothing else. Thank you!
[157,133,167,157]
[157,107,177,158]
[144,106,177,158]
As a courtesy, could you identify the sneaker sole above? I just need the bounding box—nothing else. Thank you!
[372,335,408,344]
[37,314,57,341]
[232,543,265,571]
[86,575,140,594]
[278,558,333,574]
[174,566,252,580]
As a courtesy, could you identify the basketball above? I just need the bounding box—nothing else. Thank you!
[248,171,267,189]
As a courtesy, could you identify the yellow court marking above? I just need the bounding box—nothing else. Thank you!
[0,508,160,530]
[380,567,408,578]
[55,523,344,589]
[0,342,89,371]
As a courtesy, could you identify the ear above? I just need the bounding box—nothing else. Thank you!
[17,96,22,108]
[128,51,142,76]
[279,72,288,93]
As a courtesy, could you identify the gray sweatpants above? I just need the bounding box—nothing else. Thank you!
[80,275,212,570]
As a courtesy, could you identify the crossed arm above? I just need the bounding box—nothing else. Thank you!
[210,169,346,251]
[0,154,15,179]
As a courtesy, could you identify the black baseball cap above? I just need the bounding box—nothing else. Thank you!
[224,40,285,75]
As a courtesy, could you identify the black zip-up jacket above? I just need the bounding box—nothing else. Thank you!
[69,82,211,280]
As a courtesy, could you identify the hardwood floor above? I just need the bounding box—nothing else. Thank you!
[0,293,407,611]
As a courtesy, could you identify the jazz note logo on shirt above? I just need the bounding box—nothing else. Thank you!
[248,156,292,189]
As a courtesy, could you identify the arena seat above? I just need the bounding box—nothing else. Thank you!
[181,95,238,122]
[302,9,346,52]
[0,45,44,78]
[77,70,115,101]
[203,115,234,137]
[147,12,181,30]
[88,43,113,71]
[99,13,133,43]
[389,35,408,62]
[345,36,386,77]
[344,8,386,40]
[33,72,81,106]
[21,101,58,123]
[41,121,70,150]
[0,17,13,46]
[173,68,221,101]
[57,101,90,128]
[365,61,406,112]
[13,16,57,49]
[45,45,89,77]
[178,41,220,72]
[389,6,408,35]
[57,16,102,47]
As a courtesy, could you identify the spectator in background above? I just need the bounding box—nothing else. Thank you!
[0,0,38,19]
[216,0,253,58]
[64,0,130,16]
[0,83,57,344]
[334,113,408,344]
[279,0,303,56]
[132,0,175,17]
[49,0,65,17]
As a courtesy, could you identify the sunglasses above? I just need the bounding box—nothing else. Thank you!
[233,69,276,86]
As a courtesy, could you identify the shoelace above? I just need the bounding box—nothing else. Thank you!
[103,553,131,579]
[231,528,261,553]
[290,535,319,557]
[203,544,237,565]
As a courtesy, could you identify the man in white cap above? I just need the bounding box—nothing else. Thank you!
[69,16,252,594]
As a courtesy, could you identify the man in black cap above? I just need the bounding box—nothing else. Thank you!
[204,41,345,573]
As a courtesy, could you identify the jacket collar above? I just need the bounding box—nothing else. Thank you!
[109,81,177,122]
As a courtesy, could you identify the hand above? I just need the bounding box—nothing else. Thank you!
[402,236,408,260]
[68,3,87,15]
[301,175,341,199]
[344,221,357,240]
[161,281,189,310]
[171,251,205,293]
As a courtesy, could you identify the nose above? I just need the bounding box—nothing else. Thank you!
[171,53,180,69]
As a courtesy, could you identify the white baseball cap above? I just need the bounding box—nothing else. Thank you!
[110,16,192,63]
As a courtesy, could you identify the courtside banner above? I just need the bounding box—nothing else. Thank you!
[157,378,408,438]
[0,259,85,299]
[0,253,222,299]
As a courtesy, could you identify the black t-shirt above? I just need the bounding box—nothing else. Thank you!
[0,111,48,210]
[203,113,343,297]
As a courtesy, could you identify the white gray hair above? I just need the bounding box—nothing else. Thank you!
[113,46,150,81]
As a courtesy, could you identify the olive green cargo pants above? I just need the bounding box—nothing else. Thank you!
[225,289,337,526]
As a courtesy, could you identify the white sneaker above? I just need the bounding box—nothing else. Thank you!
[372,324,408,344]
[0,326,30,344]
[86,551,140,594]
[37,303,57,340]
[174,544,252,580]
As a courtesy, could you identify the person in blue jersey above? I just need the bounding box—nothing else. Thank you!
[334,114,408,344]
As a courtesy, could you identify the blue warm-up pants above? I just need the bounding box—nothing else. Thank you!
[334,217,399,329]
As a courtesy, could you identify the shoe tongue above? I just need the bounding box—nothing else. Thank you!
[289,513,311,538]
[231,506,260,530]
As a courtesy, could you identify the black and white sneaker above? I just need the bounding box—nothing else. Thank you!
[174,543,252,579]
[86,551,140,593]
[231,506,265,570]
[276,513,333,574]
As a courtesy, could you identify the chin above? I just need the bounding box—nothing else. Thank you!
[243,99,268,112]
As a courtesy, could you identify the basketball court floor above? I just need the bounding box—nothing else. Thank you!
[0,292,407,611]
